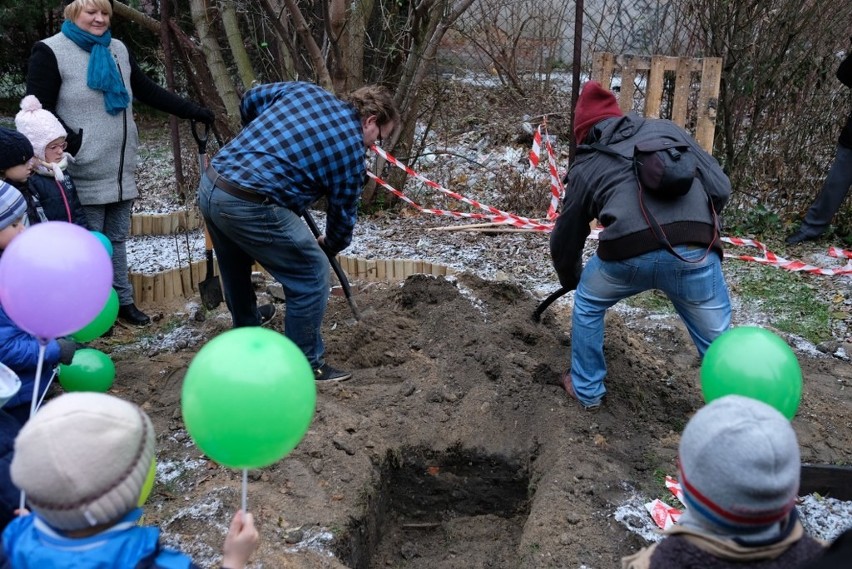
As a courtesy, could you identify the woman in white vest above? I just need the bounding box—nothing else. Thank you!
[26,0,214,326]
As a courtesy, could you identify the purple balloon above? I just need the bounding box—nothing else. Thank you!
[0,222,113,339]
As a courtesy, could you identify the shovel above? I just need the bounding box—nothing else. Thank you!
[302,211,361,321]
[192,120,224,310]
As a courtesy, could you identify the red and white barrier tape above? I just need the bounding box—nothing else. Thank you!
[527,124,565,221]
[645,476,685,531]
[722,237,852,276]
[368,144,852,277]
[371,146,553,231]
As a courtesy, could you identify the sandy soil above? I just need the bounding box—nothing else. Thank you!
[91,266,852,569]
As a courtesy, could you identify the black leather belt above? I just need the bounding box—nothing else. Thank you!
[206,165,268,204]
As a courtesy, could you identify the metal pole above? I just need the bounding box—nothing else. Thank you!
[569,0,585,162]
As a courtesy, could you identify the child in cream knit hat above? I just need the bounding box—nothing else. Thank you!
[0,392,258,568]
[622,395,824,568]
[14,96,89,228]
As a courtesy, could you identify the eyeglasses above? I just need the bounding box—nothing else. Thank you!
[46,141,68,153]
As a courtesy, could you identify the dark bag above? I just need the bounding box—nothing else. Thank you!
[633,137,697,198]
[592,134,697,198]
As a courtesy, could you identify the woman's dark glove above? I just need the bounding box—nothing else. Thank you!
[56,339,78,366]
[194,106,215,125]
[66,128,83,156]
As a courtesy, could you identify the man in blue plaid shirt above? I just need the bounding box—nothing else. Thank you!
[199,82,398,382]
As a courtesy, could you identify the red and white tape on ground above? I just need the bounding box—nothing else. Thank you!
[528,123,565,220]
[645,476,685,531]
[722,237,852,276]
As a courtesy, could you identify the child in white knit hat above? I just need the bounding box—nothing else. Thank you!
[622,395,824,568]
[1,392,259,568]
[14,95,90,229]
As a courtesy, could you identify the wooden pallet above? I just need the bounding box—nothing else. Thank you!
[591,52,722,153]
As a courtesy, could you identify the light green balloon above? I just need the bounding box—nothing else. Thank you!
[181,328,316,469]
[58,348,116,393]
[700,326,802,419]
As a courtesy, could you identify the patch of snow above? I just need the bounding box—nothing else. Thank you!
[157,457,208,484]
[285,526,336,557]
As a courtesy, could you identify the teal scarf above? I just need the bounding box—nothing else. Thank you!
[61,20,129,115]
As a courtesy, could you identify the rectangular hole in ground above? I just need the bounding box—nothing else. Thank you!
[337,445,531,569]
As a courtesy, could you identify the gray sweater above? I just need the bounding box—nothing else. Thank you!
[40,33,139,205]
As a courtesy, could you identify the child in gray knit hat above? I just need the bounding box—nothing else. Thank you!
[622,395,825,569]
[0,392,259,568]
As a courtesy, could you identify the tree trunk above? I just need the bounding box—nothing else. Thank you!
[219,0,256,91]
[281,0,334,91]
[188,0,241,118]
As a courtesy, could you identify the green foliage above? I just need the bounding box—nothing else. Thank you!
[725,204,781,237]
[727,263,832,344]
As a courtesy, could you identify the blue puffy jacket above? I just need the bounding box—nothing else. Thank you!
[0,509,200,568]
[0,306,60,413]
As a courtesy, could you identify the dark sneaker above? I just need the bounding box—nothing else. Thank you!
[314,363,352,383]
[785,230,821,245]
[561,372,602,411]
[118,303,151,326]
[258,304,276,326]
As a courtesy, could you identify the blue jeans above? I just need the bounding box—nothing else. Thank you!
[197,176,330,368]
[569,246,731,406]
[83,200,134,306]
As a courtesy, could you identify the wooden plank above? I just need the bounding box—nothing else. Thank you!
[800,464,852,501]
[671,57,692,128]
[130,273,143,305]
[591,52,616,89]
[393,259,405,280]
[131,215,143,236]
[180,266,193,296]
[695,57,722,153]
[153,273,164,303]
[645,55,666,119]
[162,269,175,301]
[617,54,638,114]
[141,215,152,236]
[141,275,154,304]
[376,259,386,280]
[366,260,378,280]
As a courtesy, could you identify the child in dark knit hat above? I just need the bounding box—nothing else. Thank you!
[622,395,824,568]
[0,127,47,226]
[14,96,90,228]
[1,392,259,568]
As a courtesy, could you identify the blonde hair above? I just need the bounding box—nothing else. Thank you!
[343,85,400,128]
[64,0,113,21]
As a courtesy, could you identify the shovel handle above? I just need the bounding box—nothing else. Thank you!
[191,120,209,156]
[203,224,214,250]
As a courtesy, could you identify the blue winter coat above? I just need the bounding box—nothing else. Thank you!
[0,306,60,412]
[0,509,201,568]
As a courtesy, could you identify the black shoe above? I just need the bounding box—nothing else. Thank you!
[785,230,821,245]
[314,363,352,383]
[118,303,151,326]
[258,304,276,326]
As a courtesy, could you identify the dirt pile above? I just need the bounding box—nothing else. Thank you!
[100,273,852,568]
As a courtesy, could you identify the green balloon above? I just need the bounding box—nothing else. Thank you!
[59,348,116,393]
[181,328,316,469]
[91,231,114,257]
[71,288,119,342]
[700,326,802,419]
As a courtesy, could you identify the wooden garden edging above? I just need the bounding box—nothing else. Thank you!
[130,210,202,235]
[591,52,722,153]
[131,255,453,306]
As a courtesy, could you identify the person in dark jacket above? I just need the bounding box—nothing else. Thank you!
[622,395,825,568]
[0,392,259,568]
[787,46,852,244]
[26,0,214,327]
[800,528,852,568]
[550,81,732,409]
[15,95,89,228]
